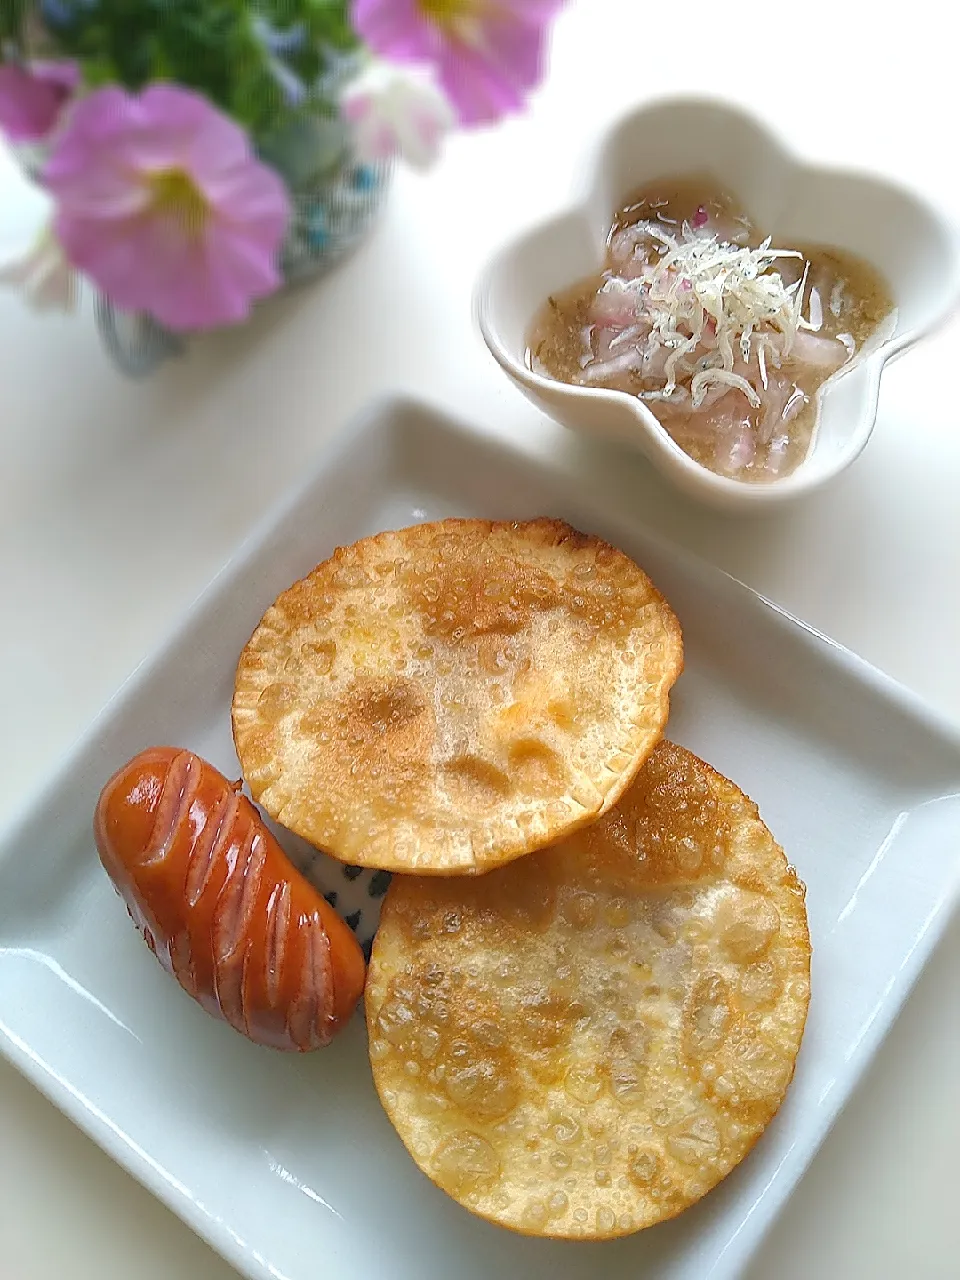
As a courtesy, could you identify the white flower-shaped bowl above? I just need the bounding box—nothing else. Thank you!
[474,96,960,512]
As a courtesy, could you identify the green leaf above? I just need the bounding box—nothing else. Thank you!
[0,0,31,45]
[12,1,360,141]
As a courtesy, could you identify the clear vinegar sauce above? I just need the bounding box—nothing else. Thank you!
[526,177,895,482]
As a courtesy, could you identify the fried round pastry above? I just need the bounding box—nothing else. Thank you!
[232,518,682,874]
[366,741,810,1239]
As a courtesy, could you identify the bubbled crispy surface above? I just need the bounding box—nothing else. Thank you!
[366,742,811,1239]
[232,518,682,873]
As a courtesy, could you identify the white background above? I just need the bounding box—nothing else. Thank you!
[1,2,958,1276]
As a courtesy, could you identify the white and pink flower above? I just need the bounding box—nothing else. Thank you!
[342,62,455,170]
[0,220,77,312]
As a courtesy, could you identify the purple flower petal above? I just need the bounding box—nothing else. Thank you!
[33,61,82,95]
[46,152,152,220]
[435,46,522,124]
[480,9,552,92]
[205,163,290,235]
[351,0,440,61]
[143,230,280,331]
[350,0,565,128]
[0,62,78,142]
[137,240,222,331]
[45,84,290,331]
[140,84,251,173]
[435,14,548,123]
[43,86,139,176]
[505,0,566,16]
[55,211,165,311]
[145,240,246,331]
[204,228,282,307]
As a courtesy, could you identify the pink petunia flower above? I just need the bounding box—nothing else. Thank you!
[0,61,80,142]
[342,62,454,169]
[351,0,565,126]
[43,84,291,332]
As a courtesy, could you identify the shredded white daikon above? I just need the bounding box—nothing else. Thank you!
[690,367,762,408]
[804,285,824,332]
[612,225,807,407]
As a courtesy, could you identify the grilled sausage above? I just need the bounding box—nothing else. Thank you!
[94,746,366,1050]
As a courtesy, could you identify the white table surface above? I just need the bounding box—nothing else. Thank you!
[1,3,958,1276]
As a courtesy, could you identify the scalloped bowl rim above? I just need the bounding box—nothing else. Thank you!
[475,94,960,508]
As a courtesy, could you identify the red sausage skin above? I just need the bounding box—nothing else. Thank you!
[94,747,366,1051]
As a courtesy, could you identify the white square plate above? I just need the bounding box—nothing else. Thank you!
[1,397,958,1280]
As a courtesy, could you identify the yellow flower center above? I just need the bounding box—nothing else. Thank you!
[418,0,490,48]
[419,0,472,17]
[147,169,209,237]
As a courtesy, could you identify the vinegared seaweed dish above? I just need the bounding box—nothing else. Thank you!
[527,176,895,482]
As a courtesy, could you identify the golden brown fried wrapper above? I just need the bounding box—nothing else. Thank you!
[366,742,811,1239]
[232,518,682,874]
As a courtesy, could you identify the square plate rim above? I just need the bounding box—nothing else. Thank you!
[2,392,959,1280]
